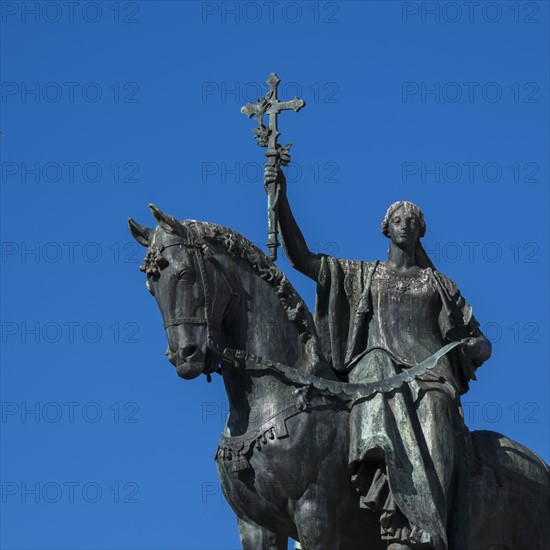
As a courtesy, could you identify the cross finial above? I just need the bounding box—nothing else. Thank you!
[241,72,305,161]
[241,73,305,261]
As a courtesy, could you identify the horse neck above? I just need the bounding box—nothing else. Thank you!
[220,258,314,435]
[234,265,304,364]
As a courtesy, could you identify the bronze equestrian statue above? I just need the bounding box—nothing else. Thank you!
[128,72,549,549]
[129,204,549,550]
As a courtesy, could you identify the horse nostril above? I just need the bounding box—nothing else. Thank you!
[179,345,198,360]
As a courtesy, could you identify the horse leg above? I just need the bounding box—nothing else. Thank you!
[237,516,287,550]
[293,487,340,550]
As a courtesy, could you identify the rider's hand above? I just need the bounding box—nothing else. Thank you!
[264,163,287,194]
[461,337,490,362]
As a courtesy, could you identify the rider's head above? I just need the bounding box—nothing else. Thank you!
[381,201,426,241]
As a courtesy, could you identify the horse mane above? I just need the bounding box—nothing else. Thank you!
[183,219,316,343]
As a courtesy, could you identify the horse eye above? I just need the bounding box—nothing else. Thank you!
[177,268,194,284]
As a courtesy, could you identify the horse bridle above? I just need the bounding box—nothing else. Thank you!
[155,236,236,378]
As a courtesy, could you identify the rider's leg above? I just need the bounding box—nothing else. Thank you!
[416,390,454,507]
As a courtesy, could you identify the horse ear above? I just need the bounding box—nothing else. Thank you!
[148,204,184,235]
[128,218,153,247]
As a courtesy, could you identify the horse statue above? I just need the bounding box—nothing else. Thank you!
[129,204,550,550]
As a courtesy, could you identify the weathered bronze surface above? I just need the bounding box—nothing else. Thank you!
[129,74,550,550]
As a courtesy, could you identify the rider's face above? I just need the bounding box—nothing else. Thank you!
[388,206,421,247]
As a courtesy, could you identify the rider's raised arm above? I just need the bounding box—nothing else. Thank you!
[264,164,321,281]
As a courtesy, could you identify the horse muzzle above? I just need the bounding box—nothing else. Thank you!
[166,344,206,380]
[166,334,223,380]
[175,360,204,380]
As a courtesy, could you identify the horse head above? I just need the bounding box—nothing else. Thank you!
[128,205,234,380]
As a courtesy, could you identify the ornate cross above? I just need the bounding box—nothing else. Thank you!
[241,73,305,261]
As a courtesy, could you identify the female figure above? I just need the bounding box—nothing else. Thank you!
[265,165,492,550]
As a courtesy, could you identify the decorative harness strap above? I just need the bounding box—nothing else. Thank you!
[217,342,463,473]
[223,340,464,401]
[216,394,339,472]
[215,386,344,473]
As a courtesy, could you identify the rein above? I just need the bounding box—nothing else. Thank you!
[222,340,464,402]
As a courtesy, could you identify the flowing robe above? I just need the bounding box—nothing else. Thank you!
[314,256,487,549]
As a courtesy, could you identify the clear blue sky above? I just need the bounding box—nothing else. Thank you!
[1,1,548,549]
